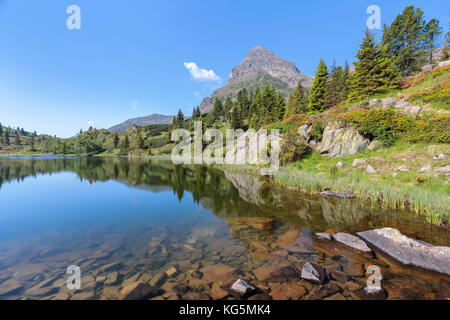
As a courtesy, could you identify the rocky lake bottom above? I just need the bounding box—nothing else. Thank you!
[0,157,448,300]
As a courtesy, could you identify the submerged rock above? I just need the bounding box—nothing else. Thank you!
[301,262,325,284]
[306,282,341,299]
[319,125,368,157]
[119,281,158,300]
[333,232,372,252]
[314,232,331,240]
[357,228,450,276]
[230,279,256,298]
[318,190,355,199]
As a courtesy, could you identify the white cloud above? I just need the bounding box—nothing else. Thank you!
[87,120,95,126]
[184,62,221,82]
[130,100,139,110]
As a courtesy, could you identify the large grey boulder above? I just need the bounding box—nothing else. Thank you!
[437,60,450,68]
[298,124,311,142]
[381,98,395,108]
[395,100,410,108]
[368,99,381,108]
[333,232,372,252]
[404,105,422,114]
[357,228,450,276]
[319,125,368,157]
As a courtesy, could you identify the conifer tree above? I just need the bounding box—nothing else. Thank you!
[285,81,308,118]
[213,98,224,119]
[224,98,233,121]
[121,134,130,152]
[231,105,243,129]
[237,89,251,119]
[324,61,346,109]
[4,132,9,146]
[113,132,119,148]
[424,19,442,64]
[308,59,328,114]
[0,123,3,136]
[382,6,428,76]
[348,30,400,102]
[30,134,36,152]
[136,128,144,149]
[249,87,262,129]
[176,109,184,128]
[15,134,21,145]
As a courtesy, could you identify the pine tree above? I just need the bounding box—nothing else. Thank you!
[382,6,428,76]
[136,128,144,149]
[348,30,400,102]
[0,123,3,136]
[121,134,130,152]
[15,134,21,145]
[273,92,286,121]
[285,81,308,118]
[424,19,443,64]
[224,98,233,121]
[213,98,224,119]
[261,83,276,125]
[341,61,351,101]
[30,134,36,152]
[308,59,328,114]
[324,61,346,109]
[175,109,184,128]
[237,89,251,119]
[113,132,119,148]
[62,141,67,155]
[4,132,9,146]
[249,88,262,129]
[231,105,242,129]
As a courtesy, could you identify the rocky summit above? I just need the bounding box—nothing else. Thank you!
[199,46,313,112]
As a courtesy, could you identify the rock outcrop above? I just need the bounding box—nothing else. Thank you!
[357,228,450,276]
[318,125,368,157]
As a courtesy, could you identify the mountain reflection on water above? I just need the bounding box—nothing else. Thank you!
[0,157,448,300]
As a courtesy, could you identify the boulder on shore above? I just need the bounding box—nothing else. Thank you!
[357,228,450,276]
[318,125,368,157]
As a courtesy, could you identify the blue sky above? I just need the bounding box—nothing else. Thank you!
[0,0,448,137]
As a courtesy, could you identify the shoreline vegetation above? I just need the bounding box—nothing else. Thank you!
[1,6,449,225]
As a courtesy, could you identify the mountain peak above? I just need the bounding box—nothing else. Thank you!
[199,47,314,113]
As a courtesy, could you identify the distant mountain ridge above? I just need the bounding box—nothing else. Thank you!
[199,46,313,112]
[108,114,174,132]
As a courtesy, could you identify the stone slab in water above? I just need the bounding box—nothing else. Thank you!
[333,232,372,252]
[357,228,450,276]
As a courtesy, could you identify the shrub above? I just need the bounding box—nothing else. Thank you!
[407,81,450,108]
[341,108,450,144]
[341,109,397,146]
[280,130,310,165]
[309,122,324,142]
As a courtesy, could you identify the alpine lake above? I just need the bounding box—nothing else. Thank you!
[0,157,448,300]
